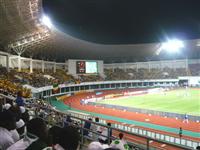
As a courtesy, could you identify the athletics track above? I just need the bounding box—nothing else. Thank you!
[50,89,200,149]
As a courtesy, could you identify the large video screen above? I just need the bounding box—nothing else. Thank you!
[76,61,98,74]
[86,61,98,74]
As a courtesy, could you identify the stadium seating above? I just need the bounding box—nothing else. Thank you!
[104,67,189,80]
[189,64,200,76]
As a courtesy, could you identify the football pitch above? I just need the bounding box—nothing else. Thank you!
[97,88,200,116]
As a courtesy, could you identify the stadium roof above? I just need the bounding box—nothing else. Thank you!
[0,0,200,63]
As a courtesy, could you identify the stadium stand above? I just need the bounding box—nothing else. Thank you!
[0,0,199,149]
[189,64,200,76]
[104,67,189,81]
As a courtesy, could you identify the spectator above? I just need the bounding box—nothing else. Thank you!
[16,118,25,138]
[83,118,92,136]
[7,118,39,150]
[99,123,112,144]
[0,110,16,150]
[9,105,22,122]
[48,126,62,145]
[179,127,182,138]
[90,117,102,140]
[64,114,72,127]
[10,129,20,143]
[88,141,109,150]
[20,107,30,123]
[110,133,130,150]
[196,146,200,150]
[104,148,120,150]
[26,118,48,150]
[3,103,12,110]
[53,126,80,150]
[15,91,24,106]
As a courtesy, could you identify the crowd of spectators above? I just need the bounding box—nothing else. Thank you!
[189,64,200,76]
[78,75,104,83]
[14,69,76,88]
[0,96,81,150]
[0,79,31,98]
[0,92,137,150]
[1,64,199,90]
[0,66,77,89]
[104,67,189,81]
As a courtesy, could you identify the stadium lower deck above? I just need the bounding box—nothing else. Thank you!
[50,88,200,148]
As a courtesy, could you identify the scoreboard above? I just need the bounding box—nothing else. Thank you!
[68,59,104,76]
[76,61,86,74]
[76,61,98,74]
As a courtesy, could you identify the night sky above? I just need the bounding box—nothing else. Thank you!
[43,0,200,44]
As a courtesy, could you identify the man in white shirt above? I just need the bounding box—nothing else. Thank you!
[0,110,17,150]
[110,133,130,150]
[7,132,38,150]
[0,127,15,150]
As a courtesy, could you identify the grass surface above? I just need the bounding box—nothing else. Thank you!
[97,88,200,116]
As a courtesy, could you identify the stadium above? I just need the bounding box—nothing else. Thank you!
[0,0,200,150]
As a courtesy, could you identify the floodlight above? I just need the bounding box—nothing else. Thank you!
[161,39,184,53]
[41,15,53,28]
[197,41,200,47]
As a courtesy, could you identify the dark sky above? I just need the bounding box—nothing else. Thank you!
[43,0,200,44]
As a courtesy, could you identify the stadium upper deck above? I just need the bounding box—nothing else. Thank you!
[0,0,200,62]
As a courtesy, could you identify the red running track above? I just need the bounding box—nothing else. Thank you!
[63,90,200,142]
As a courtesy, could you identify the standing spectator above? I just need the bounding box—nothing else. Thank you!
[179,127,183,139]
[0,110,16,150]
[15,91,24,106]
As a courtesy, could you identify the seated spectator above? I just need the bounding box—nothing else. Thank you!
[2,103,12,110]
[53,126,80,150]
[99,123,112,144]
[110,133,130,150]
[90,117,102,140]
[83,118,92,136]
[104,148,120,150]
[16,118,25,138]
[48,126,62,145]
[10,129,20,143]
[196,146,200,150]
[20,106,30,124]
[88,141,109,150]
[26,118,48,150]
[0,110,16,150]
[64,114,72,127]
[9,105,24,141]
[7,119,41,150]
